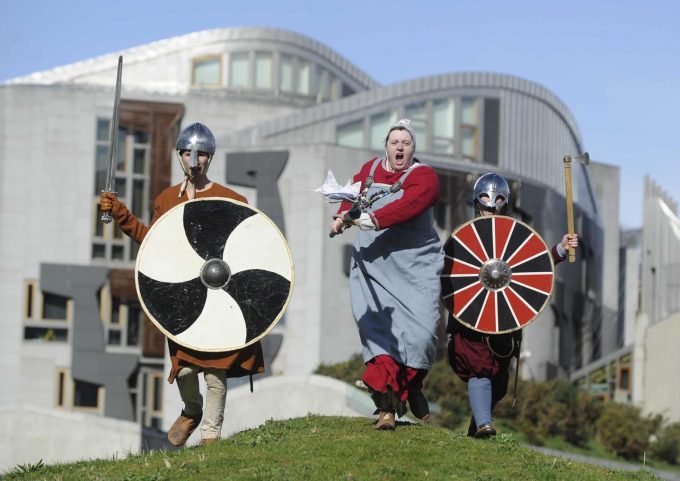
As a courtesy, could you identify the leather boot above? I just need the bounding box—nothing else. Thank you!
[167,410,202,446]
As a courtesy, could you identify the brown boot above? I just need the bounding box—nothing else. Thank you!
[201,437,218,446]
[167,410,202,446]
[374,410,396,430]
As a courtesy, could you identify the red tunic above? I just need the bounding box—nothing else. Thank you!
[337,158,439,229]
[111,183,265,383]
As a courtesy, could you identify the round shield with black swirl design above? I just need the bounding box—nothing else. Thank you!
[135,197,294,352]
[440,216,555,334]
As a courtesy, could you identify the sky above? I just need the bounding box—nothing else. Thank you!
[2,0,678,229]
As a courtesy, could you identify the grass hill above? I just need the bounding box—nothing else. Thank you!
[3,415,660,481]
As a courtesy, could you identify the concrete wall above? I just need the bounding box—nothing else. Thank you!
[162,374,377,445]
[0,406,139,472]
[642,311,680,423]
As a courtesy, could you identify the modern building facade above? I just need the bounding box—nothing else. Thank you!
[0,27,610,467]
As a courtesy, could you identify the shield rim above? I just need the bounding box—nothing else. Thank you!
[135,196,295,352]
[441,215,555,334]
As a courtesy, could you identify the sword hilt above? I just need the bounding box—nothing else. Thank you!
[100,190,117,225]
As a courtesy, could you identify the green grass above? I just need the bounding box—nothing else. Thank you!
[2,416,661,481]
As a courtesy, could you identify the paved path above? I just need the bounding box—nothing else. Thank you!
[528,445,680,480]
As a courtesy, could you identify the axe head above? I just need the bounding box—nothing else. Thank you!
[564,152,590,165]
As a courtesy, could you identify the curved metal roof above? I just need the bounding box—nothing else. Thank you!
[3,27,379,90]
[250,71,582,148]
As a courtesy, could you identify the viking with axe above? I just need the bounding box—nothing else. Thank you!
[443,173,578,438]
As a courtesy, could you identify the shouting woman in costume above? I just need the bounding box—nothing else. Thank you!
[330,119,444,430]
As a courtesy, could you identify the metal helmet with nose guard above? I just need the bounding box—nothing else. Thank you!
[473,172,510,215]
[176,122,216,174]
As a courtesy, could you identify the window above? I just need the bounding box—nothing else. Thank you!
[433,99,455,155]
[139,369,164,429]
[56,369,67,407]
[461,97,479,159]
[42,293,68,320]
[316,68,331,102]
[57,367,104,412]
[297,60,312,95]
[369,112,394,151]
[618,366,631,391]
[280,55,294,92]
[73,379,102,409]
[229,52,249,88]
[335,96,485,158]
[254,52,273,89]
[337,120,364,148]
[23,279,72,342]
[192,56,221,86]
[100,284,144,350]
[93,118,151,262]
[404,102,428,151]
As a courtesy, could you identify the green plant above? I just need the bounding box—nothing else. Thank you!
[596,403,653,460]
[650,421,680,465]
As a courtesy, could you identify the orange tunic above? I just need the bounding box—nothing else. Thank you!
[111,183,265,383]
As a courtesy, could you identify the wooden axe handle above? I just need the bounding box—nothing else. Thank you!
[564,156,576,263]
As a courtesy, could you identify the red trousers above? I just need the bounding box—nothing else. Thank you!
[361,354,427,402]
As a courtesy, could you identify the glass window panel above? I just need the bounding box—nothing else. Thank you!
[297,60,311,95]
[116,176,126,198]
[94,145,108,195]
[92,244,105,258]
[229,52,249,88]
[107,329,121,345]
[462,98,478,124]
[127,306,141,346]
[26,284,34,318]
[254,52,273,89]
[111,297,120,324]
[337,120,364,148]
[433,99,455,137]
[369,112,394,151]
[116,128,126,171]
[193,58,221,86]
[132,179,145,216]
[317,68,330,101]
[404,103,428,150]
[74,380,100,407]
[42,293,68,320]
[57,371,66,406]
[24,327,67,342]
[133,130,148,144]
[433,99,455,155]
[97,119,110,142]
[130,241,140,261]
[94,205,104,237]
[153,377,162,411]
[113,223,124,239]
[462,126,477,158]
[280,55,294,92]
[112,245,124,260]
[142,373,148,405]
[133,148,146,174]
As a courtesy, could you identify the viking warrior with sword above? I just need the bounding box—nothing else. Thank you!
[330,119,444,430]
[101,118,264,446]
[444,173,578,438]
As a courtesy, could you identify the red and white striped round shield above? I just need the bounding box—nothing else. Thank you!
[440,216,555,334]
